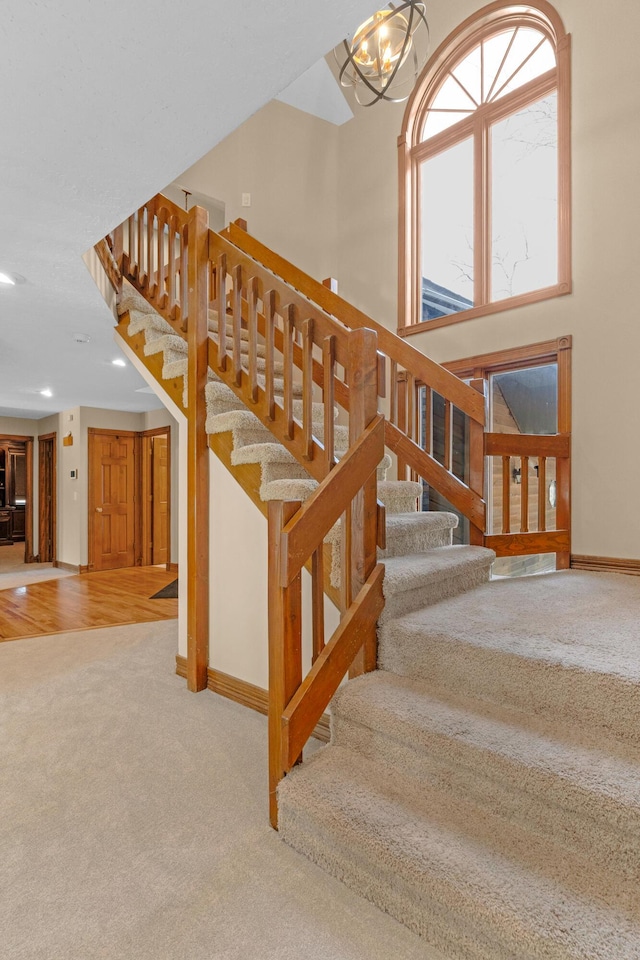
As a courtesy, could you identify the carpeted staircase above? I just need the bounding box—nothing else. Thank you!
[117,282,640,958]
[278,570,640,958]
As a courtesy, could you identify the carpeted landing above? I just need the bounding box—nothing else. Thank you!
[278,570,640,959]
[0,620,447,960]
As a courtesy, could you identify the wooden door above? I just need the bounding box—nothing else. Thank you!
[151,434,169,564]
[38,434,56,562]
[89,431,136,571]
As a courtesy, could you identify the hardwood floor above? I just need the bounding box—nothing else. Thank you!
[0,566,178,642]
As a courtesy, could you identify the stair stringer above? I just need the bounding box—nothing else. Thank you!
[115,315,343,694]
[117,314,345,610]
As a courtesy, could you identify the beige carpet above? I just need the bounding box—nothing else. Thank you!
[0,619,445,960]
[279,570,640,958]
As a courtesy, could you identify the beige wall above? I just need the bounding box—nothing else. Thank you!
[175,99,341,282]
[331,0,640,560]
[181,0,640,561]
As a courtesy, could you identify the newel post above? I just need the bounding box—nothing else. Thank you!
[468,378,487,546]
[186,205,210,692]
[348,327,379,677]
[268,499,303,829]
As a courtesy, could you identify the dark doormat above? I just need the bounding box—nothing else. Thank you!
[150,579,178,599]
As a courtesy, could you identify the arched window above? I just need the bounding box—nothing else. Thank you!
[399,1,570,332]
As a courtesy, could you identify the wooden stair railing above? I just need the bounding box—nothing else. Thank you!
[483,432,571,568]
[95,191,573,825]
[221,221,488,543]
[104,194,386,826]
[268,415,385,827]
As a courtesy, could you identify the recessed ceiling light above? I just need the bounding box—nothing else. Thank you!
[0,271,26,285]
[72,332,91,344]
[112,358,126,367]
[40,388,53,398]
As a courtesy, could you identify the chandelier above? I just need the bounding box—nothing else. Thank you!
[336,2,429,107]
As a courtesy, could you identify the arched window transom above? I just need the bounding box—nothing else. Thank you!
[399,2,571,332]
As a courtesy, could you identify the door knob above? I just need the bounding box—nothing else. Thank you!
[96,507,103,513]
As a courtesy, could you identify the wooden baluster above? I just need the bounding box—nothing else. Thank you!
[216,253,227,371]
[468,378,487,547]
[168,216,178,321]
[407,372,416,443]
[147,201,156,298]
[265,290,278,421]
[268,499,302,829]
[502,456,511,534]
[340,503,352,613]
[443,399,453,472]
[423,385,433,455]
[538,456,547,532]
[521,455,529,533]
[156,208,167,309]
[248,276,261,403]
[396,371,408,480]
[283,304,296,440]
[180,224,189,332]
[185,205,210,693]
[390,359,398,426]
[112,223,123,276]
[301,318,314,461]
[311,546,325,664]
[323,335,336,473]
[232,264,243,386]
[347,327,379,677]
[137,207,146,286]
[377,352,386,399]
[127,213,136,278]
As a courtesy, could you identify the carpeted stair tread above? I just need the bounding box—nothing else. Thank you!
[117,282,158,316]
[144,332,187,358]
[261,478,318,502]
[378,570,640,749]
[330,671,640,877]
[278,746,640,960]
[127,310,174,337]
[231,442,301,467]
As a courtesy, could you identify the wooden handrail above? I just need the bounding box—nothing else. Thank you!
[221,217,489,551]
[385,420,486,531]
[485,433,570,458]
[222,221,486,427]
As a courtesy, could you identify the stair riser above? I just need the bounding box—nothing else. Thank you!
[331,713,640,881]
[379,563,492,623]
[379,528,452,559]
[260,461,313,487]
[378,629,640,752]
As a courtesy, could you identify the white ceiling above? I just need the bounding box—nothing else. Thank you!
[0,0,376,420]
